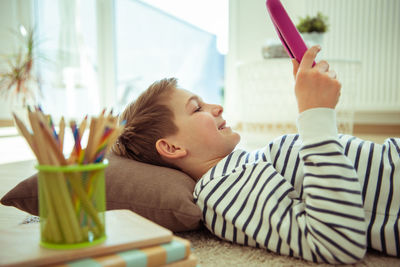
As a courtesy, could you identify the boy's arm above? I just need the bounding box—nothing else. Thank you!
[295,108,367,263]
[294,46,366,262]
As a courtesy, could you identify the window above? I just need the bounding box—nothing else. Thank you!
[114,0,226,112]
[35,0,99,119]
[34,0,227,117]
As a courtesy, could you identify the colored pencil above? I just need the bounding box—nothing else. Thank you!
[13,106,121,245]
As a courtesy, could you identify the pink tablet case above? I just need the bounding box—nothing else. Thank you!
[266,0,309,63]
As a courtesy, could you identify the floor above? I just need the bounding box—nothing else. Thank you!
[1,127,399,267]
[0,127,399,267]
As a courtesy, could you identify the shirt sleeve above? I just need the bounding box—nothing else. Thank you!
[295,108,367,263]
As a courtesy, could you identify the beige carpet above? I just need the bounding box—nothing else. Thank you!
[176,227,400,267]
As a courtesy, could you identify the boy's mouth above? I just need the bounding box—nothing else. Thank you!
[218,121,226,130]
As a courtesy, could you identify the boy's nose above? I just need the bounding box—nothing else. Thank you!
[212,105,223,116]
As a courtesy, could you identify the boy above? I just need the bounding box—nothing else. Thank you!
[113,46,400,264]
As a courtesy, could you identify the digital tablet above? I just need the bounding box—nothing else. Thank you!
[266,0,311,64]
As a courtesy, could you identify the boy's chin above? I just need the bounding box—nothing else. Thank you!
[231,132,241,149]
[234,132,241,143]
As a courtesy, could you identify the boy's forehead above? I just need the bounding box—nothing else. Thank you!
[172,88,197,103]
[168,88,198,115]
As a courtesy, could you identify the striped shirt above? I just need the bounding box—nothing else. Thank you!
[193,108,400,264]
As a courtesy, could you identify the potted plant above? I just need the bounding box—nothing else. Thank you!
[296,12,329,46]
[0,26,43,126]
[0,26,41,109]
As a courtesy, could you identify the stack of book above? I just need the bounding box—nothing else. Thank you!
[0,210,197,267]
[55,236,197,267]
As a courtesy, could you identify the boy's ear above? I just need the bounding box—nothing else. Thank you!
[155,139,187,159]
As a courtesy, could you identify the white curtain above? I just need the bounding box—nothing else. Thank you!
[35,0,99,120]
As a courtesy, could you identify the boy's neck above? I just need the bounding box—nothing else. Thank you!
[182,157,226,182]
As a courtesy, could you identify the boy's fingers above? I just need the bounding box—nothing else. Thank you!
[316,60,329,73]
[327,69,337,79]
[292,59,300,78]
[299,45,321,70]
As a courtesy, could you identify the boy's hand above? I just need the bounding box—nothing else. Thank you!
[291,46,341,113]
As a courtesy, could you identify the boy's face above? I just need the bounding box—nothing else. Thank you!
[166,88,240,161]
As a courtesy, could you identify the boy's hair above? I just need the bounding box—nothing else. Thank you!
[112,78,179,169]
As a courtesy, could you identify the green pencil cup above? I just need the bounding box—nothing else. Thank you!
[36,161,108,249]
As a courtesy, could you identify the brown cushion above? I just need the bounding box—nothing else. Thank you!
[0,153,202,232]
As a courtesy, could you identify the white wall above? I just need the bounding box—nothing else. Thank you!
[225,0,400,125]
[224,0,305,123]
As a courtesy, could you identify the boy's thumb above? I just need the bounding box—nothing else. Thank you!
[292,59,300,79]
